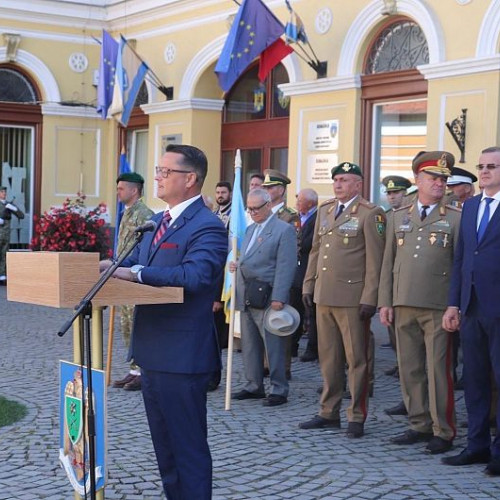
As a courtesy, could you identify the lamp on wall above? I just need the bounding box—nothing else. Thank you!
[3,33,21,62]
[446,109,467,163]
[381,0,398,16]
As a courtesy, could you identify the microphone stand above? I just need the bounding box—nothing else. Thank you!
[57,230,147,500]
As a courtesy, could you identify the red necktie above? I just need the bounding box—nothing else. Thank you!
[152,210,171,247]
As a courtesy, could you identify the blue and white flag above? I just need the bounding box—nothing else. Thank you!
[109,36,149,127]
[96,30,118,119]
[284,0,308,44]
[113,151,131,258]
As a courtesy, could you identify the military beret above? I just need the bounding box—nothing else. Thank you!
[0,186,6,192]
[382,175,412,192]
[116,172,144,184]
[262,169,291,187]
[412,151,454,177]
[331,161,363,179]
[447,166,477,185]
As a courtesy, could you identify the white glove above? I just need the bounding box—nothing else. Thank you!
[0,218,4,225]
[5,203,17,212]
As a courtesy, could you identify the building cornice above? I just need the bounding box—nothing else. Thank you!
[42,103,100,118]
[279,75,361,97]
[141,98,225,114]
[419,55,500,80]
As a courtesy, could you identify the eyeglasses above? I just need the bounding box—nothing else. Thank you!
[475,164,500,171]
[155,166,194,178]
[247,201,268,214]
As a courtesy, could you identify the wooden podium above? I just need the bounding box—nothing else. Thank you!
[6,251,183,499]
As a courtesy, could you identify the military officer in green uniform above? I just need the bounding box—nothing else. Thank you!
[110,172,154,391]
[262,169,300,377]
[299,162,386,439]
[0,185,24,285]
[378,151,461,455]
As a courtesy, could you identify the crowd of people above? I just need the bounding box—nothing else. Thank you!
[98,144,500,499]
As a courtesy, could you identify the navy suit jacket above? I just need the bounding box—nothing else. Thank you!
[122,197,228,373]
[448,194,500,317]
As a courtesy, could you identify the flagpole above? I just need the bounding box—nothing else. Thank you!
[224,149,242,411]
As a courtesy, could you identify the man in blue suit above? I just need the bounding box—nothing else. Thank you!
[109,144,228,499]
[442,146,500,475]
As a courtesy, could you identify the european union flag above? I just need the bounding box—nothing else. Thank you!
[96,30,118,119]
[215,0,285,92]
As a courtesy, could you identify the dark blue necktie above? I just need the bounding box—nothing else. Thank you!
[477,198,494,243]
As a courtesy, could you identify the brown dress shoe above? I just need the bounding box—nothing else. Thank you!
[123,375,142,391]
[112,373,136,388]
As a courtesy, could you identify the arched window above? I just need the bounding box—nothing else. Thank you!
[360,18,429,207]
[0,67,38,103]
[221,64,290,193]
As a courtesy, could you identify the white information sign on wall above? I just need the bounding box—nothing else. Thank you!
[308,120,339,151]
[308,153,338,184]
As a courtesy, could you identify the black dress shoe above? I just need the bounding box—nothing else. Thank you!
[123,375,142,391]
[425,436,453,455]
[232,389,266,400]
[300,350,318,362]
[299,415,341,430]
[485,457,500,476]
[384,401,408,416]
[346,422,364,439]
[391,429,433,445]
[263,394,287,407]
[442,448,491,466]
[112,373,136,388]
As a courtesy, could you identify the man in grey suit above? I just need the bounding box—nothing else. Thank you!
[231,188,297,407]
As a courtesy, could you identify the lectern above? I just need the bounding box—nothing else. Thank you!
[6,251,183,499]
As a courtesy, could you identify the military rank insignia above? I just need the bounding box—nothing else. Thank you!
[375,214,385,236]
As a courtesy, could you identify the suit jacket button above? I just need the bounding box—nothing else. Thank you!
[322,267,327,271]
[474,251,479,255]
[413,254,418,258]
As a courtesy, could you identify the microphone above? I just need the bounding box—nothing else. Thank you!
[134,220,157,234]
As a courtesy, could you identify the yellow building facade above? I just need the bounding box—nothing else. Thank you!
[1,0,500,245]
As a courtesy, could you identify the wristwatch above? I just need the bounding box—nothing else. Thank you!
[130,264,144,282]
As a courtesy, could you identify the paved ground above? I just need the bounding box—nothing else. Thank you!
[1,285,500,499]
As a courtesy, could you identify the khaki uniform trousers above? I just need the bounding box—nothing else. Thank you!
[120,304,140,372]
[317,305,370,423]
[395,306,456,440]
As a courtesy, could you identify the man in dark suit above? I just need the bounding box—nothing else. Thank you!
[442,146,500,474]
[293,188,319,362]
[231,188,297,407]
[108,144,228,499]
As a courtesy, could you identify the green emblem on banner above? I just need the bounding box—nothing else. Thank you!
[65,395,83,446]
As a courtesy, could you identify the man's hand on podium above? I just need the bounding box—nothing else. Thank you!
[112,267,134,281]
[99,259,113,273]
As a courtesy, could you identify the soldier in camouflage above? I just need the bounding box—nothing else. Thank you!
[0,186,25,285]
[112,172,154,391]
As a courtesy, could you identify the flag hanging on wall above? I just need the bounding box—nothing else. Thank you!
[109,36,149,127]
[215,0,285,92]
[96,30,119,119]
[258,38,294,82]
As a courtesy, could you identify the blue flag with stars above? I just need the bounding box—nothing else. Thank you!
[96,30,118,119]
[215,0,285,92]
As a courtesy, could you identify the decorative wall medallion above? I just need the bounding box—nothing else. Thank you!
[164,42,176,64]
[69,52,88,73]
[315,7,332,35]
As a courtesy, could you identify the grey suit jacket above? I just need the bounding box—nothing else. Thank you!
[235,213,297,310]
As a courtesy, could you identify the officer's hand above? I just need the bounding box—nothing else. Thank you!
[229,261,238,273]
[271,301,284,311]
[379,306,394,326]
[213,301,223,313]
[442,307,460,332]
[302,293,313,309]
[359,304,376,320]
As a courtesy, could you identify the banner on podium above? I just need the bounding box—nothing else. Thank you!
[59,361,106,495]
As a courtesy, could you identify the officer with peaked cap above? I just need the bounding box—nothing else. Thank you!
[378,150,461,454]
[446,166,477,207]
[299,161,386,439]
[382,175,413,211]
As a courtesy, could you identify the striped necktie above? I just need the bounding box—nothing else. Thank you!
[152,210,172,247]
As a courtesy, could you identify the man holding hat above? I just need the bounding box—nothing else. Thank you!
[299,162,386,438]
[110,172,153,391]
[446,166,477,208]
[0,185,24,285]
[379,151,461,454]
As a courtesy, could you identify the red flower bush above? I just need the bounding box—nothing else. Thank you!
[30,193,112,259]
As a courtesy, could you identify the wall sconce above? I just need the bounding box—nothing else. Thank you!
[3,33,21,62]
[446,108,467,163]
[381,0,398,16]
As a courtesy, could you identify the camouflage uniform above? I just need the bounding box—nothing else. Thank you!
[117,199,154,370]
[0,198,25,278]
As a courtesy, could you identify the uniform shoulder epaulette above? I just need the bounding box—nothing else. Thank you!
[320,197,336,208]
[281,206,297,215]
[394,203,413,212]
[445,204,462,212]
[358,198,377,209]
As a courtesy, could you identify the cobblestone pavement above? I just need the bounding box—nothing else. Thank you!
[1,286,500,499]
